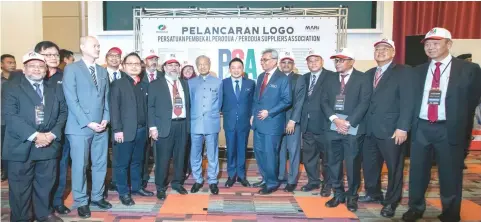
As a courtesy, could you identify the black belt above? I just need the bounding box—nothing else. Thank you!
[419,118,446,124]
[172,118,186,121]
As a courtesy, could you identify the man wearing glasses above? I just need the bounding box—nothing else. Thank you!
[2,51,67,222]
[251,48,291,194]
[321,48,371,212]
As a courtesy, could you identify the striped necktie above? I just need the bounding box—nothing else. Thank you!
[89,66,98,89]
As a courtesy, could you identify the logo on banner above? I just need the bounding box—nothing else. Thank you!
[305,25,320,32]
[157,24,168,34]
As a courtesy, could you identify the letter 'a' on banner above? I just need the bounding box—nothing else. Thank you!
[135,8,347,80]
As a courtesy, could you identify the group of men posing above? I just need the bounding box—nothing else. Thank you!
[2,27,481,222]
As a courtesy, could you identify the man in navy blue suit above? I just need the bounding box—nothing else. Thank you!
[222,58,255,188]
[251,48,291,194]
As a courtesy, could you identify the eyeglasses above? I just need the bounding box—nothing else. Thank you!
[41,54,60,58]
[334,58,352,64]
[374,48,392,52]
[124,63,141,67]
[107,54,121,59]
[280,61,294,65]
[166,64,180,68]
[147,58,159,62]
[260,58,275,63]
[25,65,47,70]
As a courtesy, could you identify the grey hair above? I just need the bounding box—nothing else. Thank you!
[195,55,211,65]
[261,48,279,59]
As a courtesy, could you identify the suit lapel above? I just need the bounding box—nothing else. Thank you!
[261,69,280,99]
[344,69,358,94]
[415,63,430,114]
[446,58,460,101]
[226,77,236,99]
[373,63,396,94]
[79,60,98,92]
[160,76,173,107]
[42,84,55,125]
[20,77,43,106]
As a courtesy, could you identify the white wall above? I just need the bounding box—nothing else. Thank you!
[87,1,394,72]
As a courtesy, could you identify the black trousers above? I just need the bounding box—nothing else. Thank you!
[362,135,405,205]
[8,159,57,221]
[408,120,464,221]
[1,125,7,173]
[155,119,187,190]
[142,140,153,182]
[302,125,329,186]
[325,131,363,199]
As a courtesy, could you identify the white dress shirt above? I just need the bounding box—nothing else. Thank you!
[330,68,354,122]
[309,70,322,86]
[165,75,187,119]
[231,76,242,92]
[419,55,452,121]
[107,67,121,83]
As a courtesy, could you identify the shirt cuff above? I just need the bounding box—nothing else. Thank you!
[149,127,157,131]
[50,133,57,139]
[329,115,338,122]
[396,129,406,133]
[289,120,296,123]
[28,132,39,141]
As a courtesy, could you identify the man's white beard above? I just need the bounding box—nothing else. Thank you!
[168,72,179,79]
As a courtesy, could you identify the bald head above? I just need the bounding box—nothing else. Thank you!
[80,36,100,60]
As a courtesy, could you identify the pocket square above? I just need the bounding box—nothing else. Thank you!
[269,84,278,88]
[57,81,62,84]
[246,88,251,92]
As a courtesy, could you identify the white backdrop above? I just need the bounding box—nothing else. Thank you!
[139,17,337,79]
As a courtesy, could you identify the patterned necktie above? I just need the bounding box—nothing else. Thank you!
[89,66,98,89]
[428,62,442,122]
[259,72,270,98]
[133,76,140,85]
[149,73,155,82]
[33,83,43,102]
[235,80,240,100]
[373,67,382,88]
[113,71,117,81]
[340,74,349,95]
[172,80,182,116]
[308,74,317,96]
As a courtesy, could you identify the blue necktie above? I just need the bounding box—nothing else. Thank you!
[33,83,43,102]
[235,80,240,100]
[113,71,117,81]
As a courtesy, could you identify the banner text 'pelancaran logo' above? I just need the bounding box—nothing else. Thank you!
[181,26,295,35]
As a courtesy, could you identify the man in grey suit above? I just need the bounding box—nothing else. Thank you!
[277,51,306,192]
[62,36,112,219]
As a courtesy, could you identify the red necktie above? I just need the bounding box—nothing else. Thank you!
[172,80,182,116]
[340,74,348,94]
[149,73,155,82]
[373,68,382,88]
[428,62,442,122]
[133,76,140,85]
[259,72,270,98]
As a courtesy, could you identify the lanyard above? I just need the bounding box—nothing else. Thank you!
[430,60,452,83]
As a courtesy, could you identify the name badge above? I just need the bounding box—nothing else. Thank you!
[334,95,345,111]
[174,95,183,108]
[428,89,442,105]
[35,105,45,125]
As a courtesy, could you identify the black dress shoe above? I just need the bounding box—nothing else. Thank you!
[191,182,203,193]
[119,195,135,206]
[359,195,384,203]
[209,184,219,195]
[320,184,332,197]
[380,204,396,218]
[172,185,188,195]
[402,209,424,222]
[225,177,236,188]
[301,183,320,192]
[132,188,154,196]
[108,181,117,191]
[284,184,297,192]
[437,213,460,222]
[90,199,112,209]
[252,181,265,188]
[325,197,345,208]
[258,187,277,195]
[77,205,91,218]
[464,164,468,170]
[1,170,6,182]
[142,180,148,189]
[346,196,359,212]
[39,214,63,222]
[157,190,167,200]
[237,178,251,187]
[53,204,71,215]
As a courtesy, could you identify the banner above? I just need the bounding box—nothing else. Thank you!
[140,17,338,79]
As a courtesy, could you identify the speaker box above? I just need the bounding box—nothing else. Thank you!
[405,35,429,67]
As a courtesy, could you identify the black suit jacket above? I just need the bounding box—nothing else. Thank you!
[148,75,191,137]
[286,72,306,124]
[1,75,67,161]
[321,69,372,134]
[109,73,148,142]
[300,68,336,134]
[412,57,481,147]
[365,63,414,139]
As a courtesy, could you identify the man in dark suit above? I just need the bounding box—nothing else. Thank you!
[321,49,372,212]
[1,53,16,181]
[277,51,306,192]
[222,58,255,188]
[2,52,67,222]
[299,49,335,196]
[251,48,291,194]
[360,39,414,218]
[140,53,163,188]
[148,55,191,200]
[402,27,481,222]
